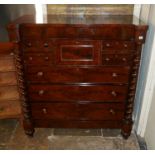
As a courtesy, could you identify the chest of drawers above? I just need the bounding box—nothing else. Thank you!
[5,15,148,139]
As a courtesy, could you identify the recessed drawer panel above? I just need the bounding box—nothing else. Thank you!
[28,85,128,102]
[31,102,125,121]
[26,66,130,84]
[23,53,54,66]
[55,40,101,65]
[102,54,133,66]
[0,72,17,85]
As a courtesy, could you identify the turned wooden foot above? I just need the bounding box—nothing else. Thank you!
[121,119,133,139]
[25,129,35,137]
[23,119,34,137]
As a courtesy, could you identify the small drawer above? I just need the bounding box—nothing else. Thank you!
[21,41,54,53]
[31,102,125,121]
[26,66,130,84]
[28,84,128,102]
[23,53,54,66]
[102,41,135,50]
[102,54,133,66]
[0,72,17,85]
[0,56,15,72]
[0,86,19,101]
[55,40,101,65]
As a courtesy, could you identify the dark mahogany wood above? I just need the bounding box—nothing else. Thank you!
[6,14,148,139]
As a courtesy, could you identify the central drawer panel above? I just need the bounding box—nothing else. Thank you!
[31,102,125,121]
[28,85,128,102]
[25,66,130,84]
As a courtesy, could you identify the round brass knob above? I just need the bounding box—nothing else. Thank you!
[112,73,117,77]
[37,72,43,76]
[44,43,48,47]
[111,91,117,97]
[124,44,128,48]
[42,108,47,114]
[38,90,44,95]
[109,109,115,115]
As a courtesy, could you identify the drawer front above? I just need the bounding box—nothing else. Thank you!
[28,85,128,102]
[0,56,15,72]
[26,66,130,84]
[21,41,55,53]
[0,72,17,85]
[55,40,101,65]
[102,41,135,50]
[0,100,21,118]
[0,86,19,101]
[20,24,135,40]
[23,53,54,66]
[31,102,125,121]
[102,54,133,66]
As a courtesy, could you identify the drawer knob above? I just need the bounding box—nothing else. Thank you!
[122,58,126,62]
[111,91,117,97]
[27,43,32,47]
[105,58,110,61]
[109,109,115,115]
[106,43,110,47]
[44,56,49,60]
[44,43,49,47]
[112,73,117,77]
[42,108,47,114]
[37,72,43,76]
[124,44,128,48]
[38,90,44,95]
[29,57,33,60]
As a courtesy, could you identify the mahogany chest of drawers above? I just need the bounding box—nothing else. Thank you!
[5,15,148,139]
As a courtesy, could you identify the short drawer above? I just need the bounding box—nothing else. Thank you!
[26,66,130,84]
[23,53,54,66]
[21,41,54,53]
[102,41,135,50]
[0,86,19,101]
[0,72,17,85]
[0,56,15,72]
[31,102,125,121]
[28,85,128,102]
[102,54,133,66]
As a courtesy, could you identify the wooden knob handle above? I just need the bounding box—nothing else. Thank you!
[42,108,47,114]
[106,43,110,47]
[27,43,32,47]
[112,73,117,77]
[111,91,117,97]
[29,57,33,60]
[105,58,110,61]
[109,109,115,115]
[124,44,128,48]
[122,58,126,62]
[38,90,44,95]
[44,57,49,60]
[44,43,48,47]
[37,72,43,76]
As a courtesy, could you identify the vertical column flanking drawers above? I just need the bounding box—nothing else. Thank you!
[0,43,21,119]
[6,15,148,139]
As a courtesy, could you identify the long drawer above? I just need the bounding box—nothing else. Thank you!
[20,24,135,40]
[25,66,130,84]
[31,102,125,121]
[28,85,128,102]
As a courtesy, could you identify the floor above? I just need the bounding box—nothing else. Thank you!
[0,119,140,150]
